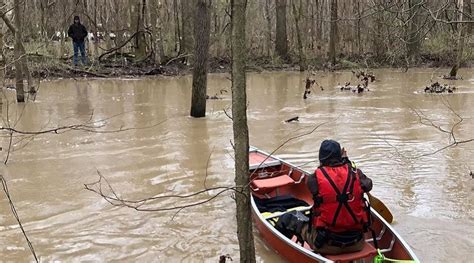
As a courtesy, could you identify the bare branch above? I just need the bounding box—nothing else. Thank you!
[1,175,39,262]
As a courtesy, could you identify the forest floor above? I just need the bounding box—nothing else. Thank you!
[4,52,473,80]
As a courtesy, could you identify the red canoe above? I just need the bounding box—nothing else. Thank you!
[249,147,419,263]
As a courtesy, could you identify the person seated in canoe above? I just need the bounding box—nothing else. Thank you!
[304,139,373,254]
[276,139,373,254]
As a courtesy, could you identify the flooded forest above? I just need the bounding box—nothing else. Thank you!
[1,0,473,262]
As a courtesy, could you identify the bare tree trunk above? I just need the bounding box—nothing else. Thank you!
[40,0,47,40]
[131,0,146,59]
[231,0,256,262]
[450,0,466,77]
[328,0,337,65]
[264,0,273,57]
[190,0,211,118]
[355,0,362,55]
[181,0,194,64]
[407,0,421,62]
[275,0,288,61]
[309,0,315,51]
[173,0,181,53]
[292,0,306,71]
[14,0,25,102]
[316,0,323,45]
[466,0,472,34]
[150,0,166,63]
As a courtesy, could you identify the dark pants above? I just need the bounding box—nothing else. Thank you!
[301,223,365,254]
[73,41,87,65]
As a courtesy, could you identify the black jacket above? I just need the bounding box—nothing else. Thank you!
[68,23,88,43]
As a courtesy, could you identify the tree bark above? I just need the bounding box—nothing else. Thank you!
[181,0,194,64]
[190,0,211,118]
[407,0,421,62]
[14,0,25,102]
[328,0,337,65]
[264,0,273,56]
[173,0,181,53]
[131,0,146,59]
[275,0,288,61]
[466,0,472,34]
[150,0,166,63]
[292,0,306,71]
[231,0,256,262]
[355,0,362,55]
[450,0,466,77]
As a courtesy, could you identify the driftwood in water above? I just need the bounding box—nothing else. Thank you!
[339,82,369,93]
[424,82,456,93]
[206,94,221,100]
[285,116,299,123]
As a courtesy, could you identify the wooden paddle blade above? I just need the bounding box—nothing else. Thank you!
[368,193,394,223]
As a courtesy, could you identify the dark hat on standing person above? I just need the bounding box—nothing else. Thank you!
[319,139,342,164]
[74,16,80,21]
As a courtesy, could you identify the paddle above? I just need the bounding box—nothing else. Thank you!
[367,193,394,223]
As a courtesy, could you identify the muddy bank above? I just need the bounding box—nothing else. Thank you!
[3,52,474,80]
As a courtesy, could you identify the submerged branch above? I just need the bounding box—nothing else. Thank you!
[84,170,241,212]
[84,121,329,216]
[383,98,473,159]
[1,175,39,262]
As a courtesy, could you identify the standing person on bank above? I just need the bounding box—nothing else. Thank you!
[67,16,88,66]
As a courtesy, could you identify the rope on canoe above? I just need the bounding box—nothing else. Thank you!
[373,249,418,263]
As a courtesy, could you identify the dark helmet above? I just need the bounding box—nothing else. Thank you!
[318,139,342,165]
[74,16,80,22]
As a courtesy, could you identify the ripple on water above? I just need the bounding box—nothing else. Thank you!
[1,70,473,262]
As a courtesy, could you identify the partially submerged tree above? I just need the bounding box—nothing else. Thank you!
[449,0,470,78]
[0,0,34,102]
[231,0,256,261]
[190,0,212,118]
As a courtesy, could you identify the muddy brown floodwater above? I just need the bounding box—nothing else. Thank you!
[1,69,473,262]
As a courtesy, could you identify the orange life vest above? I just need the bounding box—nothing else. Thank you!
[311,164,368,232]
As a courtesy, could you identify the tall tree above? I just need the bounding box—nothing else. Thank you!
[264,0,273,56]
[181,0,194,64]
[407,0,421,62]
[328,0,338,65]
[275,0,288,60]
[291,0,306,71]
[231,0,256,262]
[190,0,211,118]
[13,0,25,102]
[149,0,166,63]
[131,0,147,59]
[449,0,467,77]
